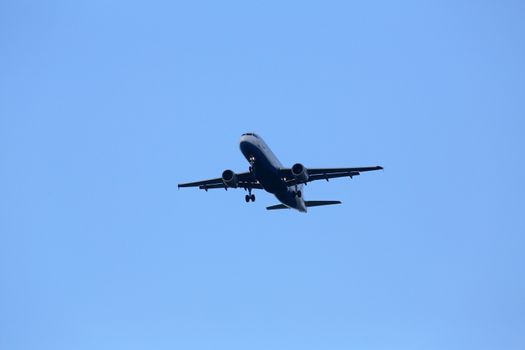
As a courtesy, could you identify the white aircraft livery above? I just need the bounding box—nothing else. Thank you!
[178,133,383,212]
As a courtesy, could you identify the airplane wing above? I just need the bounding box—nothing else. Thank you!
[178,172,263,191]
[280,166,383,186]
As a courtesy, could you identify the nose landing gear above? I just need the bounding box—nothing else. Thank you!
[248,157,256,174]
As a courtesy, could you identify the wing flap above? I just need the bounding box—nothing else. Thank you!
[178,178,222,188]
[285,171,360,185]
[198,182,264,191]
[178,171,261,190]
[279,166,382,185]
[308,166,382,174]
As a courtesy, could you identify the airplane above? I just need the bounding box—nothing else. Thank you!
[178,133,383,212]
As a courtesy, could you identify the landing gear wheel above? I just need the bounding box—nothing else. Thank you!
[297,191,302,198]
[250,194,256,202]
[245,195,250,203]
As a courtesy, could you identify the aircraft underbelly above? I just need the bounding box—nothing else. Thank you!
[253,162,285,193]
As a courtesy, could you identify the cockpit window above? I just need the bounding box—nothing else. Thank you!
[242,132,259,138]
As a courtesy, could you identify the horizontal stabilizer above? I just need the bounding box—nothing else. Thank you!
[266,201,342,210]
[305,200,341,207]
[266,204,289,210]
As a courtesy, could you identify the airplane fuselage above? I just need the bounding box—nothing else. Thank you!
[239,134,307,212]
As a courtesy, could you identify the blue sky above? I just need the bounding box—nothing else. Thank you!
[1,1,524,349]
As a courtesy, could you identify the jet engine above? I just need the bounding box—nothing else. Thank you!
[291,163,309,182]
[222,169,239,188]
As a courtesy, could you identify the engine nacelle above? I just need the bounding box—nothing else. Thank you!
[222,169,239,188]
[291,163,309,182]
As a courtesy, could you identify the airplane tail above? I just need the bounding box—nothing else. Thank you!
[266,201,342,210]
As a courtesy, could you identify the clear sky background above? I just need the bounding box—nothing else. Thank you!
[1,1,524,349]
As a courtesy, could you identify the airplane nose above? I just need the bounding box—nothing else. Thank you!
[239,140,252,154]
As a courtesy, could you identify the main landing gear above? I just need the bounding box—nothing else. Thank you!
[292,190,302,198]
[245,187,255,202]
[292,184,302,198]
